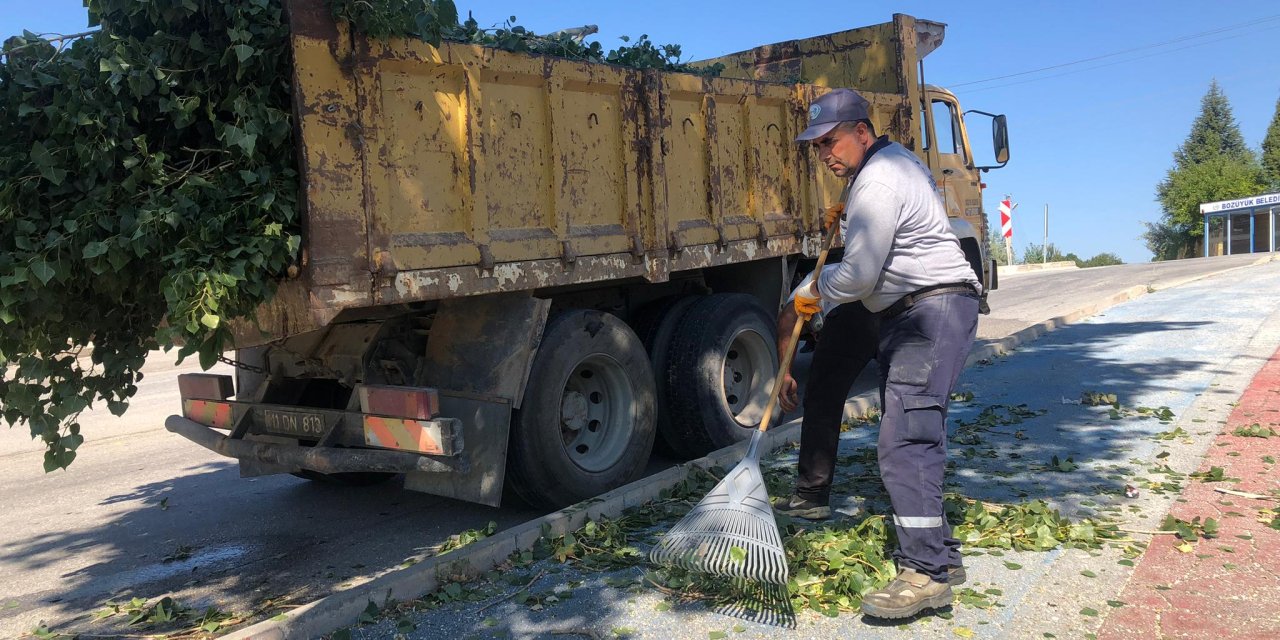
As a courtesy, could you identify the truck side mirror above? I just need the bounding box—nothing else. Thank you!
[965,109,1010,170]
[993,114,1009,165]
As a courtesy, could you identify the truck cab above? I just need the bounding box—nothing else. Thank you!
[923,85,1010,301]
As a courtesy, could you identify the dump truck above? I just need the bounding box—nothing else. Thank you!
[167,0,1011,509]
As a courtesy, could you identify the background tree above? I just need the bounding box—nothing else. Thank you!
[1077,252,1124,268]
[1149,80,1264,260]
[1021,243,1066,264]
[988,229,1013,266]
[1142,219,1194,261]
[1262,95,1280,190]
[1021,243,1123,268]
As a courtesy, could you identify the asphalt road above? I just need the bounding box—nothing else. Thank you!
[978,253,1269,340]
[0,253,1273,638]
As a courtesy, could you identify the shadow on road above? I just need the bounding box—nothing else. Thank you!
[0,459,537,637]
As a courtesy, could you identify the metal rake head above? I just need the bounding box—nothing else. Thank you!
[649,456,790,585]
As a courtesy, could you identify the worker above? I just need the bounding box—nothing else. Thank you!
[774,277,880,522]
[788,88,981,620]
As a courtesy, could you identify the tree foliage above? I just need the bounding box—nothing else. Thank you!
[1,0,300,471]
[1142,219,1195,262]
[987,229,1013,266]
[1021,243,1121,268]
[329,0,724,75]
[1152,81,1264,259]
[1262,95,1280,190]
[1173,81,1253,166]
[1070,252,1123,268]
[1020,243,1066,264]
[0,0,721,471]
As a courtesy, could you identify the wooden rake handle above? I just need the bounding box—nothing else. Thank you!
[756,184,851,433]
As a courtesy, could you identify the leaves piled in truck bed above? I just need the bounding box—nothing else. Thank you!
[329,0,725,75]
[0,1,721,470]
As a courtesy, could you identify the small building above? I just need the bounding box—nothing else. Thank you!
[1200,192,1280,257]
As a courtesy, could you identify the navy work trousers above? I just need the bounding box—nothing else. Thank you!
[795,302,881,503]
[878,292,978,583]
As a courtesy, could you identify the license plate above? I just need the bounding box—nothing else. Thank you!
[259,409,327,439]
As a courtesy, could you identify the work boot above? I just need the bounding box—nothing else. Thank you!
[774,495,831,521]
[947,565,967,586]
[860,567,953,619]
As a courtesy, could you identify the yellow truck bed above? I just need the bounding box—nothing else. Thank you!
[242,1,935,346]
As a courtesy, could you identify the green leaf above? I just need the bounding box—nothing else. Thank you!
[1080,607,1099,617]
[82,242,110,259]
[709,632,728,640]
[232,44,256,62]
[729,546,747,564]
[1003,562,1023,570]
[30,260,56,285]
[1080,570,1097,578]
[200,313,221,329]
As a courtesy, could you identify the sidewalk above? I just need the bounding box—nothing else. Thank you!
[1100,346,1280,640]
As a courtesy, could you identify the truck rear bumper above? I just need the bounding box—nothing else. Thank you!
[165,415,467,475]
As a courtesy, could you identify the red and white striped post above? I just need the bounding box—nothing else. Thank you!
[999,197,1016,265]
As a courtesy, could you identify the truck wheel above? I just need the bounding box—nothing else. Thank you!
[508,309,657,509]
[662,294,779,458]
[630,296,698,456]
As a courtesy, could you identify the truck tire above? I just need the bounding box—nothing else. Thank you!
[508,309,657,509]
[661,294,779,459]
[630,295,699,456]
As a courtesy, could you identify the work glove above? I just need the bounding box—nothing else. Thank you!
[794,286,821,321]
[823,203,845,231]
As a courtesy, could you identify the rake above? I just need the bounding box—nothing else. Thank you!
[649,183,849,585]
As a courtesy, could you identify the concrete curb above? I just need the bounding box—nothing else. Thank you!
[998,260,1078,276]
[221,255,1277,640]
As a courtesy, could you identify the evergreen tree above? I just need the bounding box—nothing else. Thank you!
[1262,95,1280,190]
[1151,80,1264,259]
[1173,80,1253,167]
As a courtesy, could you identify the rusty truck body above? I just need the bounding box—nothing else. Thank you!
[167,0,1010,508]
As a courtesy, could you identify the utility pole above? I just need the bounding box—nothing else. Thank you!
[1043,203,1049,264]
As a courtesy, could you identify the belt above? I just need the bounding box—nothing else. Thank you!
[883,282,978,319]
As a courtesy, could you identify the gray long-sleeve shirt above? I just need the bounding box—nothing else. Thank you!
[816,138,979,312]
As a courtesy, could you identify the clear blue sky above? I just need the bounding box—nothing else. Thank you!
[4,0,1277,263]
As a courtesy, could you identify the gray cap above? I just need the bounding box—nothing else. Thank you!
[796,88,871,141]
